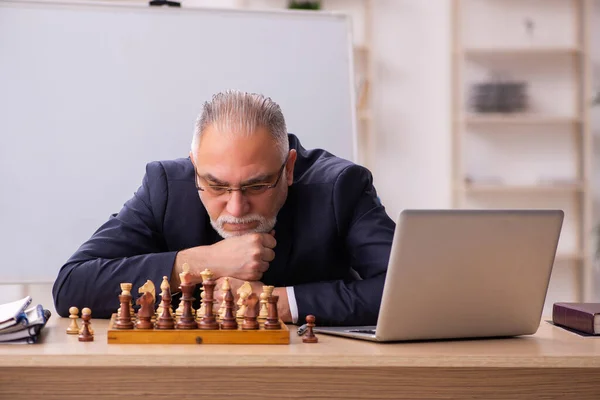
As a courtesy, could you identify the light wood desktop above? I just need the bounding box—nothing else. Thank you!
[1,314,599,399]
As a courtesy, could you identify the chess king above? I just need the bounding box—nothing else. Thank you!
[52,90,395,326]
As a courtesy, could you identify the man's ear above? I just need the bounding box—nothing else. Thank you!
[286,149,297,186]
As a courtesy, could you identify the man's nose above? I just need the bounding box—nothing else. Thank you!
[225,190,249,218]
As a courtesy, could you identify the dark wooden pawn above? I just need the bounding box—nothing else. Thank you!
[176,282,197,329]
[264,295,282,330]
[241,293,260,330]
[114,293,134,329]
[219,288,238,330]
[155,286,175,330]
[302,314,318,343]
[78,310,94,342]
[199,276,219,330]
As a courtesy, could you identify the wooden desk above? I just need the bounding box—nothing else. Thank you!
[1,315,599,399]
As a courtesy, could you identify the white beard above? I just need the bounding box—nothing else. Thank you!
[210,213,277,239]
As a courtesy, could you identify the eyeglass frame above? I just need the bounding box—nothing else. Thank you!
[193,153,289,196]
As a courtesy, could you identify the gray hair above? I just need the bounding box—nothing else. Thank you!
[191,90,288,161]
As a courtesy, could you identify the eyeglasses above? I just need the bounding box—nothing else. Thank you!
[194,155,289,197]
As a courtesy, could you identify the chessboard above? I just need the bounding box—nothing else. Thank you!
[106,266,290,345]
[106,313,290,344]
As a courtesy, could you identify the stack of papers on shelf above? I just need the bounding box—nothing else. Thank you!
[0,296,51,344]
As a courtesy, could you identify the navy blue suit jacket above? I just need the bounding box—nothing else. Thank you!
[52,134,395,326]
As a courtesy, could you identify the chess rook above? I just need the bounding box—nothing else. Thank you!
[114,293,134,329]
[264,295,281,330]
[117,283,135,320]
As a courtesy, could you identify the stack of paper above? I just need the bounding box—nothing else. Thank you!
[0,296,51,344]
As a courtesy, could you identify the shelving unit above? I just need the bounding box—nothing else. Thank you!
[451,0,594,306]
[462,114,582,125]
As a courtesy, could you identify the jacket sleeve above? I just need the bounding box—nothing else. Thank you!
[293,165,396,326]
[51,162,177,318]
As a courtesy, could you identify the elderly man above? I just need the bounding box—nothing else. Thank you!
[52,90,395,326]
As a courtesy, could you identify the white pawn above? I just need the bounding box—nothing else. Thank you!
[66,306,79,334]
[258,291,269,320]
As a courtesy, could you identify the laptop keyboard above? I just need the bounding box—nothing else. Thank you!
[348,329,376,334]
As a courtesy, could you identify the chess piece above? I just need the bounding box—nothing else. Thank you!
[138,280,156,305]
[236,281,252,312]
[219,286,238,330]
[196,288,206,322]
[136,291,155,329]
[66,306,79,334]
[264,295,281,330]
[218,277,231,318]
[258,286,269,319]
[156,276,173,318]
[198,269,219,330]
[175,299,184,319]
[79,309,95,335]
[176,263,195,319]
[115,284,134,330]
[241,293,260,330]
[136,280,156,324]
[236,290,249,319]
[175,283,197,329]
[117,283,135,319]
[78,308,94,342]
[156,276,175,329]
[302,315,318,343]
[176,265,197,329]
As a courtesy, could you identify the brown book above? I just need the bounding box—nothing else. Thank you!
[552,303,600,335]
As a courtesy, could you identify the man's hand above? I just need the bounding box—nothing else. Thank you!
[171,231,276,292]
[208,232,276,280]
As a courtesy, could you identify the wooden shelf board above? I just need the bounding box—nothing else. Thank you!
[461,114,582,125]
[463,183,584,194]
[463,47,582,57]
[555,253,583,263]
[353,44,369,53]
[358,109,372,120]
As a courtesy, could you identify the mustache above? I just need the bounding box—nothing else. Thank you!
[216,215,265,224]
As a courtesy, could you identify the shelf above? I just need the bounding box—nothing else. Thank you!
[353,44,370,53]
[463,47,582,57]
[461,114,582,126]
[554,253,583,263]
[462,183,584,194]
[357,109,372,121]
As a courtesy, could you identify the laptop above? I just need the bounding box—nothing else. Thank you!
[313,209,563,342]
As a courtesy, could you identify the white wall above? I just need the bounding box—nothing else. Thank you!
[3,0,599,315]
[369,0,452,220]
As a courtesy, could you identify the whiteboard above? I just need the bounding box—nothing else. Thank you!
[0,0,357,283]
